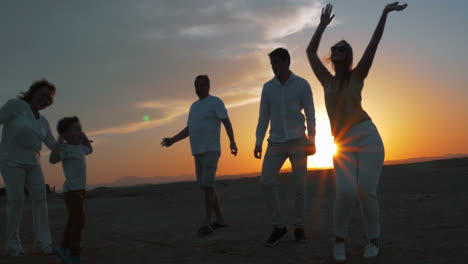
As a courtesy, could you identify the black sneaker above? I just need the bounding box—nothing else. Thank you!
[294,227,306,243]
[265,227,288,247]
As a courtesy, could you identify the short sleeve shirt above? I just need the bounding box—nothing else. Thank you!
[60,144,92,192]
[187,95,228,155]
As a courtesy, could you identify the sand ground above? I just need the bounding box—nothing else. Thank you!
[0,158,467,264]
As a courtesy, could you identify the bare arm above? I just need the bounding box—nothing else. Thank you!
[306,4,334,85]
[81,132,93,154]
[355,2,408,79]
[161,127,189,147]
[221,118,238,156]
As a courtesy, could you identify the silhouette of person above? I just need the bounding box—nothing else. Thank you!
[306,2,407,262]
[0,79,58,256]
[50,116,93,264]
[254,48,316,246]
[161,75,238,236]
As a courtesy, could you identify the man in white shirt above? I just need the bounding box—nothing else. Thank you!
[254,48,316,246]
[161,75,238,236]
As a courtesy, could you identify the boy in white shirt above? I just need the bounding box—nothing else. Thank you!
[50,116,93,264]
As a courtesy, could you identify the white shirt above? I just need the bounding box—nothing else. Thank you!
[256,72,316,147]
[187,95,228,155]
[60,144,92,192]
[0,99,56,165]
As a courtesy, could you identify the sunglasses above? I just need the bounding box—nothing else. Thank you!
[331,46,347,52]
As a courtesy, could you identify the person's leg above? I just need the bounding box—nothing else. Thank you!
[356,126,385,240]
[25,165,52,251]
[202,187,215,226]
[212,191,225,224]
[332,149,358,262]
[287,141,308,229]
[61,191,73,250]
[68,190,86,257]
[333,151,358,239]
[0,161,27,255]
[260,143,288,228]
[200,152,220,227]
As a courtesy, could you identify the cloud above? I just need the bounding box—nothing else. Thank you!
[178,25,224,39]
[227,0,324,40]
[88,76,265,137]
[136,0,326,42]
[87,0,328,137]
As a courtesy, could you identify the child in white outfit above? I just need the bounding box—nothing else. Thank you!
[50,116,93,264]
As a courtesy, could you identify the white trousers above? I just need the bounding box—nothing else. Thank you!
[260,138,307,228]
[333,120,385,239]
[0,160,52,254]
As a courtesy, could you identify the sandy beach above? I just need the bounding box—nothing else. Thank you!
[1,157,467,264]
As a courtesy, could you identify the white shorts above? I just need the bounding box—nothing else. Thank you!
[194,151,220,188]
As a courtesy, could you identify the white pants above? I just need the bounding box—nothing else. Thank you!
[0,160,52,254]
[333,120,385,239]
[260,137,307,228]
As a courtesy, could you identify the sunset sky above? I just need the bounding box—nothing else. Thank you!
[1,0,467,188]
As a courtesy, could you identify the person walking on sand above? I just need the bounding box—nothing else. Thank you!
[254,47,316,247]
[0,79,57,256]
[50,116,93,264]
[306,2,407,262]
[161,75,238,236]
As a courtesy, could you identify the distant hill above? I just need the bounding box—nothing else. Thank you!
[86,175,191,189]
[86,172,260,190]
[79,154,467,190]
[384,153,468,165]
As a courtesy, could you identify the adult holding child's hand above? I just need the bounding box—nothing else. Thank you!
[0,79,57,256]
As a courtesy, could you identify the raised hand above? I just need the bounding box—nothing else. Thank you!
[384,2,408,13]
[320,3,335,27]
[161,137,174,147]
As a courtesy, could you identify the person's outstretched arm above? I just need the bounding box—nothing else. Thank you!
[161,127,189,147]
[354,2,408,79]
[306,3,334,85]
[221,118,238,156]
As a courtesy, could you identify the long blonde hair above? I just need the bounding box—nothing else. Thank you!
[324,40,353,87]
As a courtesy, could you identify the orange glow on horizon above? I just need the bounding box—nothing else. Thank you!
[307,132,337,169]
[308,114,337,169]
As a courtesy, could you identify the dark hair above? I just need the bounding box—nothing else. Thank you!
[57,116,80,135]
[18,79,56,103]
[268,48,291,66]
[194,75,210,88]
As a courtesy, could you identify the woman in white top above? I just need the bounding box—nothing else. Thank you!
[0,79,57,256]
